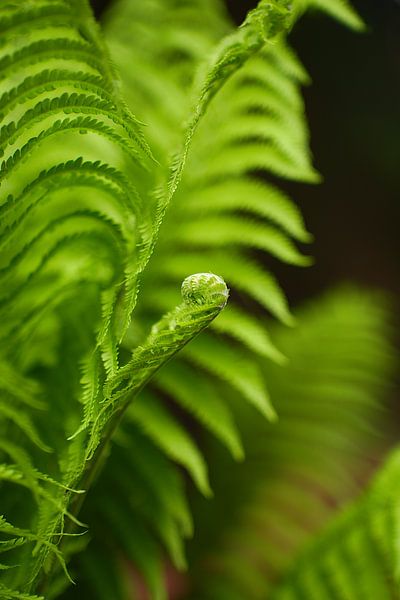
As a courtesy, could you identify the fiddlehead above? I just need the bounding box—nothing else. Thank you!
[99,273,229,434]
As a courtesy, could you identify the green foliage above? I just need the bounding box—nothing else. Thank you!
[0,0,395,599]
[185,288,395,599]
[271,445,400,600]
[0,0,231,594]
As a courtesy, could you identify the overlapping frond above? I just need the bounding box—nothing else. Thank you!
[271,446,400,599]
[0,0,157,591]
[185,288,394,599]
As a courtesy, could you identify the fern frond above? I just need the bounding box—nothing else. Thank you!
[183,333,276,421]
[182,178,312,243]
[212,306,287,364]
[184,288,394,600]
[75,424,194,598]
[0,584,44,600]
[271,446,400,599]
[0,0,163,594]
[88,272,229,443]
[155,361,244,460]
[167,0,295,197]
[174,216,312,265]
[304,0,366,30]
[127,390,211,496]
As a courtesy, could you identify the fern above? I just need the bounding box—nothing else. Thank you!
[70,287,394,599]
[0,0,393,598]
[184,288,394,599]
[0,0,158,591]
[271,446,400,599]
[0,1,229,595]
[103,0,311,469]
[104,0,365,458]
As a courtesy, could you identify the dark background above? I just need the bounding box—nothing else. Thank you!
[91,0,400,309]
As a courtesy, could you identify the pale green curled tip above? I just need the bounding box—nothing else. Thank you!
[180,272,229,308]
[106,272,229,402]
[242,0,293,44]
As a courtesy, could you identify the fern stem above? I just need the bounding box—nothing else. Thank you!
[37,273,228,594]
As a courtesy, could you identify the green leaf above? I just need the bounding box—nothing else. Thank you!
[128,391,211,496]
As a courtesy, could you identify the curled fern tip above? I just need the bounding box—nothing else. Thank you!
[181,273,229,308]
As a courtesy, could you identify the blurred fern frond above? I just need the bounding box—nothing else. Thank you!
[183,288,395,600]
[271,444,400,600]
